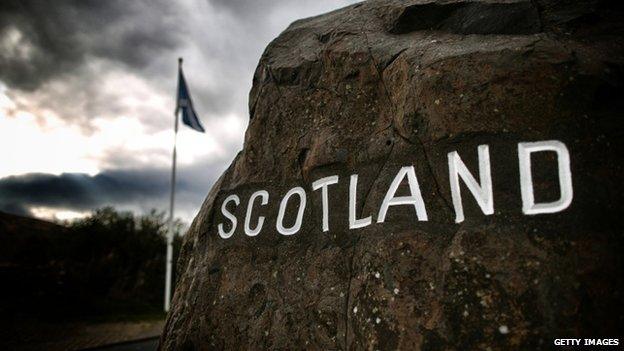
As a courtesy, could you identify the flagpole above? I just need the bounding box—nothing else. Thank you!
[165,57,182,312]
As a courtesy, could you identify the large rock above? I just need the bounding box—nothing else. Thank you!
[160,0,623,349]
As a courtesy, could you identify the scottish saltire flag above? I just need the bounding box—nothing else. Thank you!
[176,67,205,132]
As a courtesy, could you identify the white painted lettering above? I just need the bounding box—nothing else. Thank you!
[518,140,573,215]
[218,194,240,239]
[349,174,372,229]
[448,145,494,223]
[377,166,428,223]
[312,176,339,232]
[276,187,307,235]
[244,190,269,236]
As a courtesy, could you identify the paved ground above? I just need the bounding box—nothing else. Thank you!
[0,319,164,351]
[85,337,159,351]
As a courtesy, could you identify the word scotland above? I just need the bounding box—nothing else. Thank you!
[218,140,573,239]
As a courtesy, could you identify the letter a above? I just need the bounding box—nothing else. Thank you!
[377,166,428,223]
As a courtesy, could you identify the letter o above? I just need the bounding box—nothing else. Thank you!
[276,187,306,235]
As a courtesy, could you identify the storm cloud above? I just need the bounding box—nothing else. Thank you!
[0,0,358,222]
[0,157,226,220]
[0,0,182,90]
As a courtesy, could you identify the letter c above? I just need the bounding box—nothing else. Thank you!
[244,190,269,236]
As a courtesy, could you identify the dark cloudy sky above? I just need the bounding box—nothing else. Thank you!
[0,0,358,222]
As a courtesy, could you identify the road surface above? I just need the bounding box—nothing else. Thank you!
[83,337,159,351]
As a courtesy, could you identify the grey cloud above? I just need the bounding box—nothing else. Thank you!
[0,157,227,221]
[0,0,359,131]
[0,0,183,91]
[0,201,31,217]
[0,0,359,221]
[210,0,289,22]
[188,0,361,118]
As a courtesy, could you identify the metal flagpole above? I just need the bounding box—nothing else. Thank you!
[165,57,182,312]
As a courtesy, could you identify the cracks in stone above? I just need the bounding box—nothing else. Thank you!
[383,47,408,71]
[396,131,454,214]
[344,21,442,350]
[249,65,272,120]
[342,237,357,350]
[316,28,359,46]
[342,21,375,351]
[340,21,408,351]
[297,147,310,182]
[363,28,454,215]
[360,140,394,219]
[363,29,397,121]
[361,23,401,216]
[249,86,263,120]
[421,141,454,214]
[314,19,356,46]
[529,0,544,31]
[266,64,286,105]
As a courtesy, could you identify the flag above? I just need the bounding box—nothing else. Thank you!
[176,66,205,132]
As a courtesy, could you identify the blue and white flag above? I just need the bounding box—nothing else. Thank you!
[176,67,205,133]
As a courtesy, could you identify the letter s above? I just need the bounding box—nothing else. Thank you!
[218,194,240,239]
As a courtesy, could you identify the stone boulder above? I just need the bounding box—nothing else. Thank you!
[160,0,623,349]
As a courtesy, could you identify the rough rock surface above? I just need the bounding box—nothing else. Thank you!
[160,1,623,349]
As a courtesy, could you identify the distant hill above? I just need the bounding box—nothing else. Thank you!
[0,210,65,234]
[0,211,67,236]
[0,208,180,327]
[0,209,174,349]
[0,211,72,324]
[0,211,67,264]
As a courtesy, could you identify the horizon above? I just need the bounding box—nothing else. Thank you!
[0,0,359,224]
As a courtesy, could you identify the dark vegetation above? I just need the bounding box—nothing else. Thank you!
[0,208,182,323]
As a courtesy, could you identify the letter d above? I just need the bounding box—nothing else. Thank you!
[518,140,573,215]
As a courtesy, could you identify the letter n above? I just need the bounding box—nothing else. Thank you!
[447,145,494,223]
